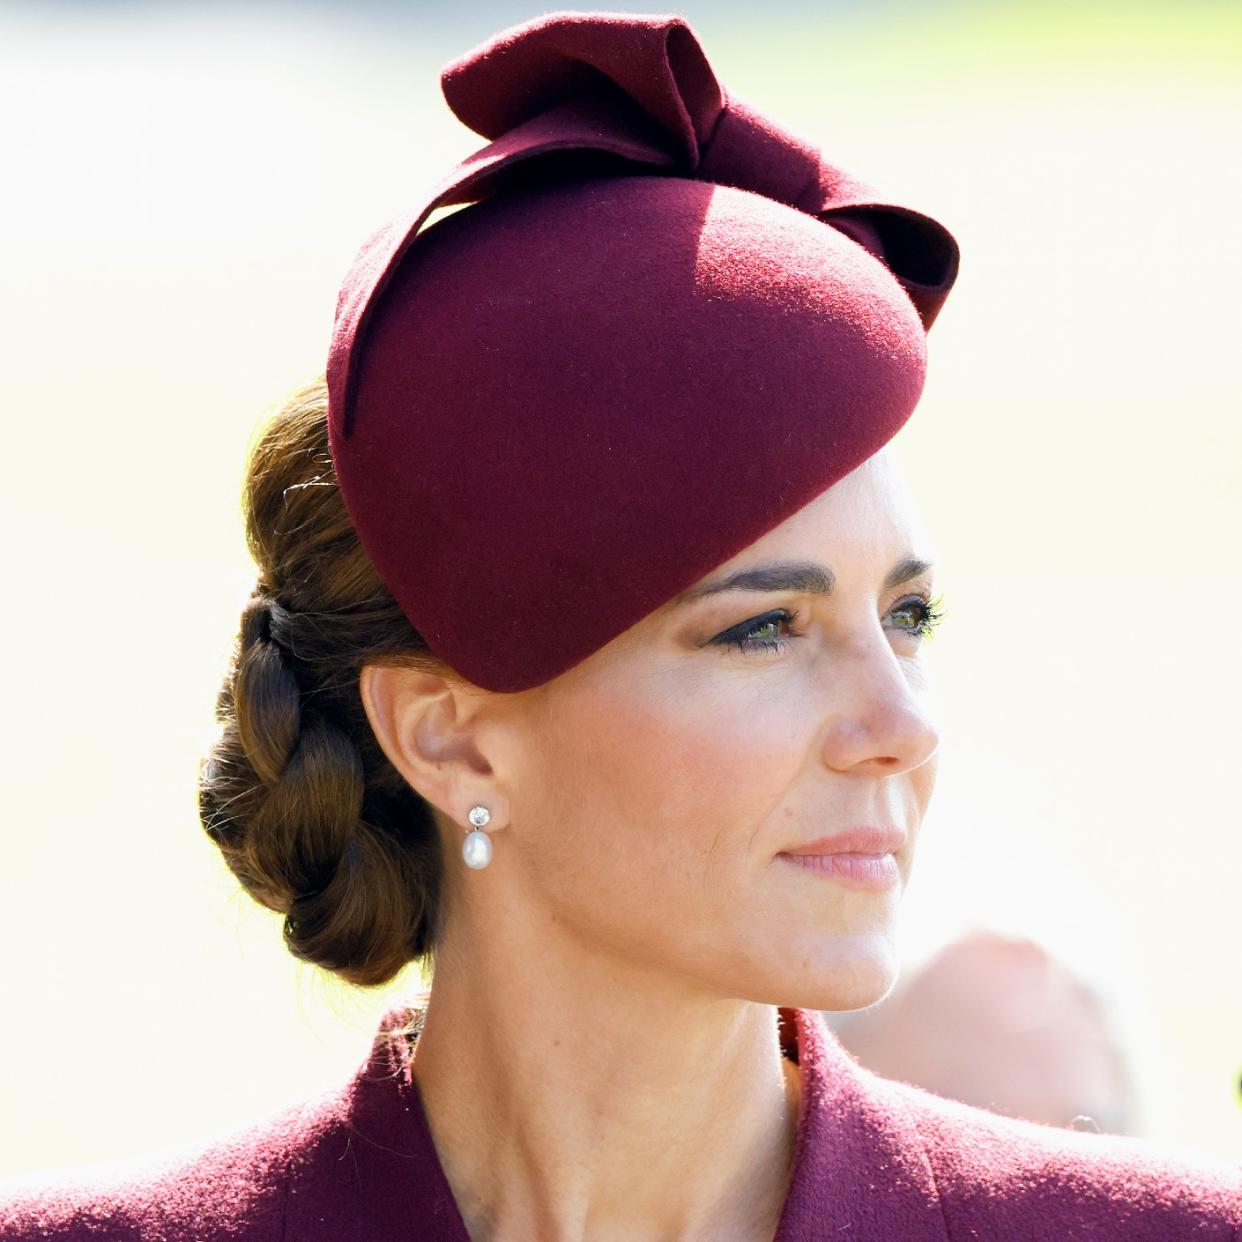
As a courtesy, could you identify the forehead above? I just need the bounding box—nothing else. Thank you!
[692,452,930,585]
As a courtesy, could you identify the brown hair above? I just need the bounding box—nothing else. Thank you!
[197,374,451,988]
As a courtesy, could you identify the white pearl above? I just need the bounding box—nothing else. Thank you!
[462,828,493,869]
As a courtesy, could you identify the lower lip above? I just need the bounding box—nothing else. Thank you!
[778,851,900,890]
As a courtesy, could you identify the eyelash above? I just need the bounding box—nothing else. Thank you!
[713,593,947,656]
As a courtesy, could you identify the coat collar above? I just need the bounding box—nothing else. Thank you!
[772,1005,947,1241]
[284,1001,947,1241]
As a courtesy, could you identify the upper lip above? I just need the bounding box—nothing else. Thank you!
[780,826,905,856]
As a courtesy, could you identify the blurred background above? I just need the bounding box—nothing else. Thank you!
[2,0,1239,1180]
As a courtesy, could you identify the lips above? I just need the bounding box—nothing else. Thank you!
[780,826,905,856]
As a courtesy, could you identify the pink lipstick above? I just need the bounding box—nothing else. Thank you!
[777,826,904,891]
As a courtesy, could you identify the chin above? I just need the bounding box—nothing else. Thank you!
[768,930,902,1013]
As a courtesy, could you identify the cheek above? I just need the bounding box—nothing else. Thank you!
[519,665,812,918]
[911,742,939,816]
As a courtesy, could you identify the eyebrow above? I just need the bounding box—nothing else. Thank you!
[672,555,934,606]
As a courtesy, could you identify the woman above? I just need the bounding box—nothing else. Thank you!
[3,10,1238,1241]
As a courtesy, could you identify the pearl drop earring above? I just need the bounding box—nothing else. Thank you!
[462,804,493,869]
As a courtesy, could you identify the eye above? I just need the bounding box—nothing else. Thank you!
[710,592,947,656]
[712,608,802,656]
[889,593,947,643]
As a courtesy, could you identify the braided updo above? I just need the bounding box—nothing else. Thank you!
[198,375,451,988]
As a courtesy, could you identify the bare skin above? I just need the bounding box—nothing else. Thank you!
[360,446,942,1242]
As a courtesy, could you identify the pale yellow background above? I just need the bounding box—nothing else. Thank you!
[1,0,1239,1181]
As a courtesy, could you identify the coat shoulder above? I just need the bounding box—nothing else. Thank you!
[881,1074,1242,1241]
[0,1086,346,1241]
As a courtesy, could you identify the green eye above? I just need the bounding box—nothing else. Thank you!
[890,593,946,641]
[712,593,947,657]
[713,609,800,655]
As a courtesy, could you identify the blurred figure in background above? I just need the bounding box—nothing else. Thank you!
[823,928,1140,1136]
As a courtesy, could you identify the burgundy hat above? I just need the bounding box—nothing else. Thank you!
[326,10,960,693]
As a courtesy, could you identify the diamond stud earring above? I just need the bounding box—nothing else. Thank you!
[462,804,493,869]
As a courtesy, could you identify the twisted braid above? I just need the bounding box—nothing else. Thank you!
[198,376,450,988]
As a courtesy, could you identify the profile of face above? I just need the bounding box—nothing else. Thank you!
[366,446,942,1014]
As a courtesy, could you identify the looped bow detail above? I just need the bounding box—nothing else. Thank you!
[328,10,960,442]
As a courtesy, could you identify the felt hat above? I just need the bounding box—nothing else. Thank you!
[326,10,961,693]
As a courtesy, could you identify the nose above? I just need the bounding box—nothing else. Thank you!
[816,626,941,777]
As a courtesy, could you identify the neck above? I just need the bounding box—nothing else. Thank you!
[411,924,802,1242]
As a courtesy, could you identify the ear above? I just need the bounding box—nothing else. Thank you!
[358,663,508,833]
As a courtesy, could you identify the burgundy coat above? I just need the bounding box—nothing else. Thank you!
[2,1003,1239,1240]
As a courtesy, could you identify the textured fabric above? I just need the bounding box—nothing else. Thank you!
[324,10,962,693]
[2,1003,1238,1240]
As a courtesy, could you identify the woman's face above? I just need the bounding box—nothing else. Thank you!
[452,447,942,1012]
